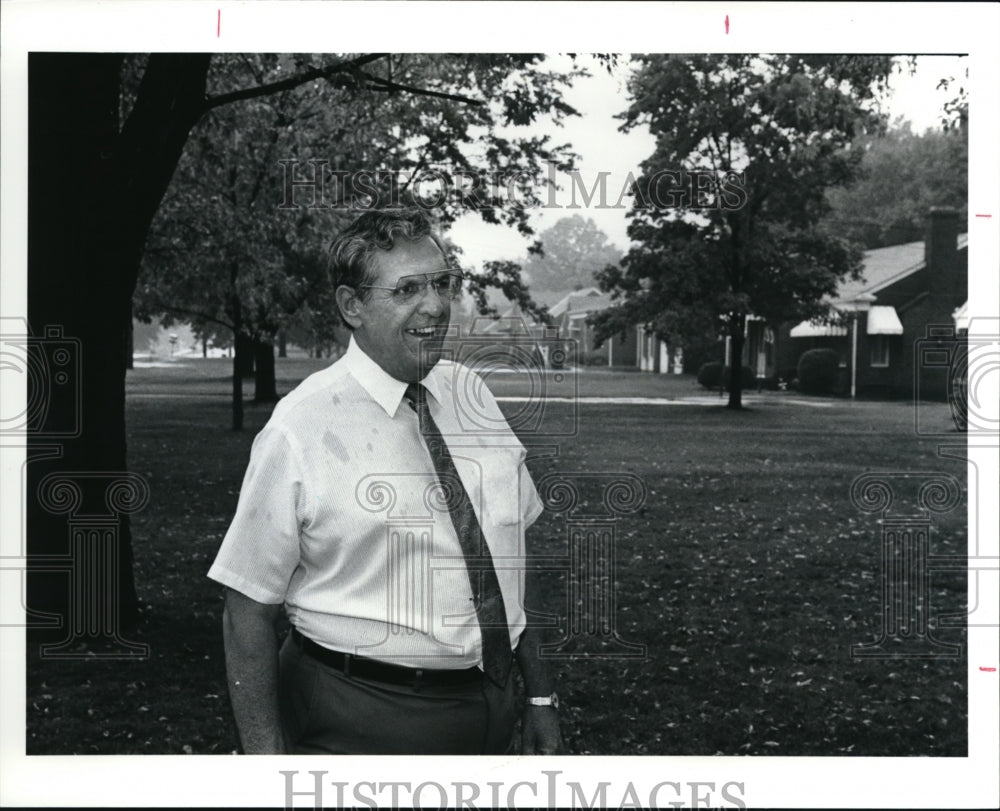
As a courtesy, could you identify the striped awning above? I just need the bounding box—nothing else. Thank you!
[866,306,903,335]
[789,320,848,338]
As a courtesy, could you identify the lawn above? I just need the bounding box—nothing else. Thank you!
[26,359,969,756]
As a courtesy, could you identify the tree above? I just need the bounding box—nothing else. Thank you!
[936,64,969,135]
[521,215,623,297]
[465,259,549,324]
[135,53,582,428]
[591,54,893,409]
[27,52,580,638]
[820,123,968,250]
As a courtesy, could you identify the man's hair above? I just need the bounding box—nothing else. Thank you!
[327,208,449,300]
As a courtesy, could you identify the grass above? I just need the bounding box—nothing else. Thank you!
[26,359,969,755]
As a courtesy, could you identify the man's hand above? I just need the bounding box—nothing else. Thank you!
[516,561,564,755]
[222,588,286,754]
[521,705,563,754]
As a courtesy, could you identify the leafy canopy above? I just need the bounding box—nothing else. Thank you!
[821,123,968,250]
[135,53,584,347]
[522,215,623,298]
[592,54,893,354]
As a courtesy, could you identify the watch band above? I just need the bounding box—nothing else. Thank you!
[526,692,559,709]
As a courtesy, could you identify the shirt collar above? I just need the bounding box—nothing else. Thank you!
[342,335,444,416]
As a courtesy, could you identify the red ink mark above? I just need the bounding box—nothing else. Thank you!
[980,666,997,672]
[217,9,221,37]
[725,15,730,34]
[975,214,992,218]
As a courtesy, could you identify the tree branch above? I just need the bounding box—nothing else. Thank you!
[202,53,390,112]
[355,71,486,106]
[148,301,235,332]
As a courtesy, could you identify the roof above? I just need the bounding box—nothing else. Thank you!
[473,302,541,335]
[548,286,615,318]
[790,231,967,339]
[529,289,575,309]
[833,233,968,305]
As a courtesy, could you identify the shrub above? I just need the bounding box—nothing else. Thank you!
[797,348,840,394]
[697,361,723,388]
[680,333,725,374]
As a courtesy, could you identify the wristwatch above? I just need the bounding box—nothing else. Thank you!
[526,692,559,710]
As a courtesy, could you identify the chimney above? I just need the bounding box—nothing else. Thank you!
[925,207,961,304]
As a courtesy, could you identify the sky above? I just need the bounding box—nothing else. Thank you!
[449,54,969,269]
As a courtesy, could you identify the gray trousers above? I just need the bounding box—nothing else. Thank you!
[277,633,517,755]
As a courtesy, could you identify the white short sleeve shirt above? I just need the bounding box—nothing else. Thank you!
[208,337,544,669]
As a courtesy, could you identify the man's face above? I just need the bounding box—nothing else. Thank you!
[350,237,453,383]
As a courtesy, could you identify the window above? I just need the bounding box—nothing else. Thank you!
[870,336,890,368]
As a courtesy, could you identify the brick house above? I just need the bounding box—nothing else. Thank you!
[776,208,968,398]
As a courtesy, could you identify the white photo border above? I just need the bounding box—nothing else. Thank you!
[2,2,997,808]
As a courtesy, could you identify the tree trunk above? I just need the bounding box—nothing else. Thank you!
[202,335,208,358]
[253,340,279,403]
[235,332,255,378]
[126,315,134,370]
[231,295,245,432]
[727,312,746,410]
[231,348,244,432]
[278,329,287,358]
[26,53,210,640]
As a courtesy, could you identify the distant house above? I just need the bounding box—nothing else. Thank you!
[548,287,642,369]
[634,324,686,374]
[475,285,682,373]
[455,299,557,368]
[777,208,968,398]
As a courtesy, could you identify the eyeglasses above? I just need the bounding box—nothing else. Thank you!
[361,272,464,303]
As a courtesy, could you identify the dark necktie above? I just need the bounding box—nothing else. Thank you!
[405,382,512,687]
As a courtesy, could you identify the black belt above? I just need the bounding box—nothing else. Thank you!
[290,628,491,688]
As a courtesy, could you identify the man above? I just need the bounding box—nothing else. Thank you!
[208,208,562,755]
